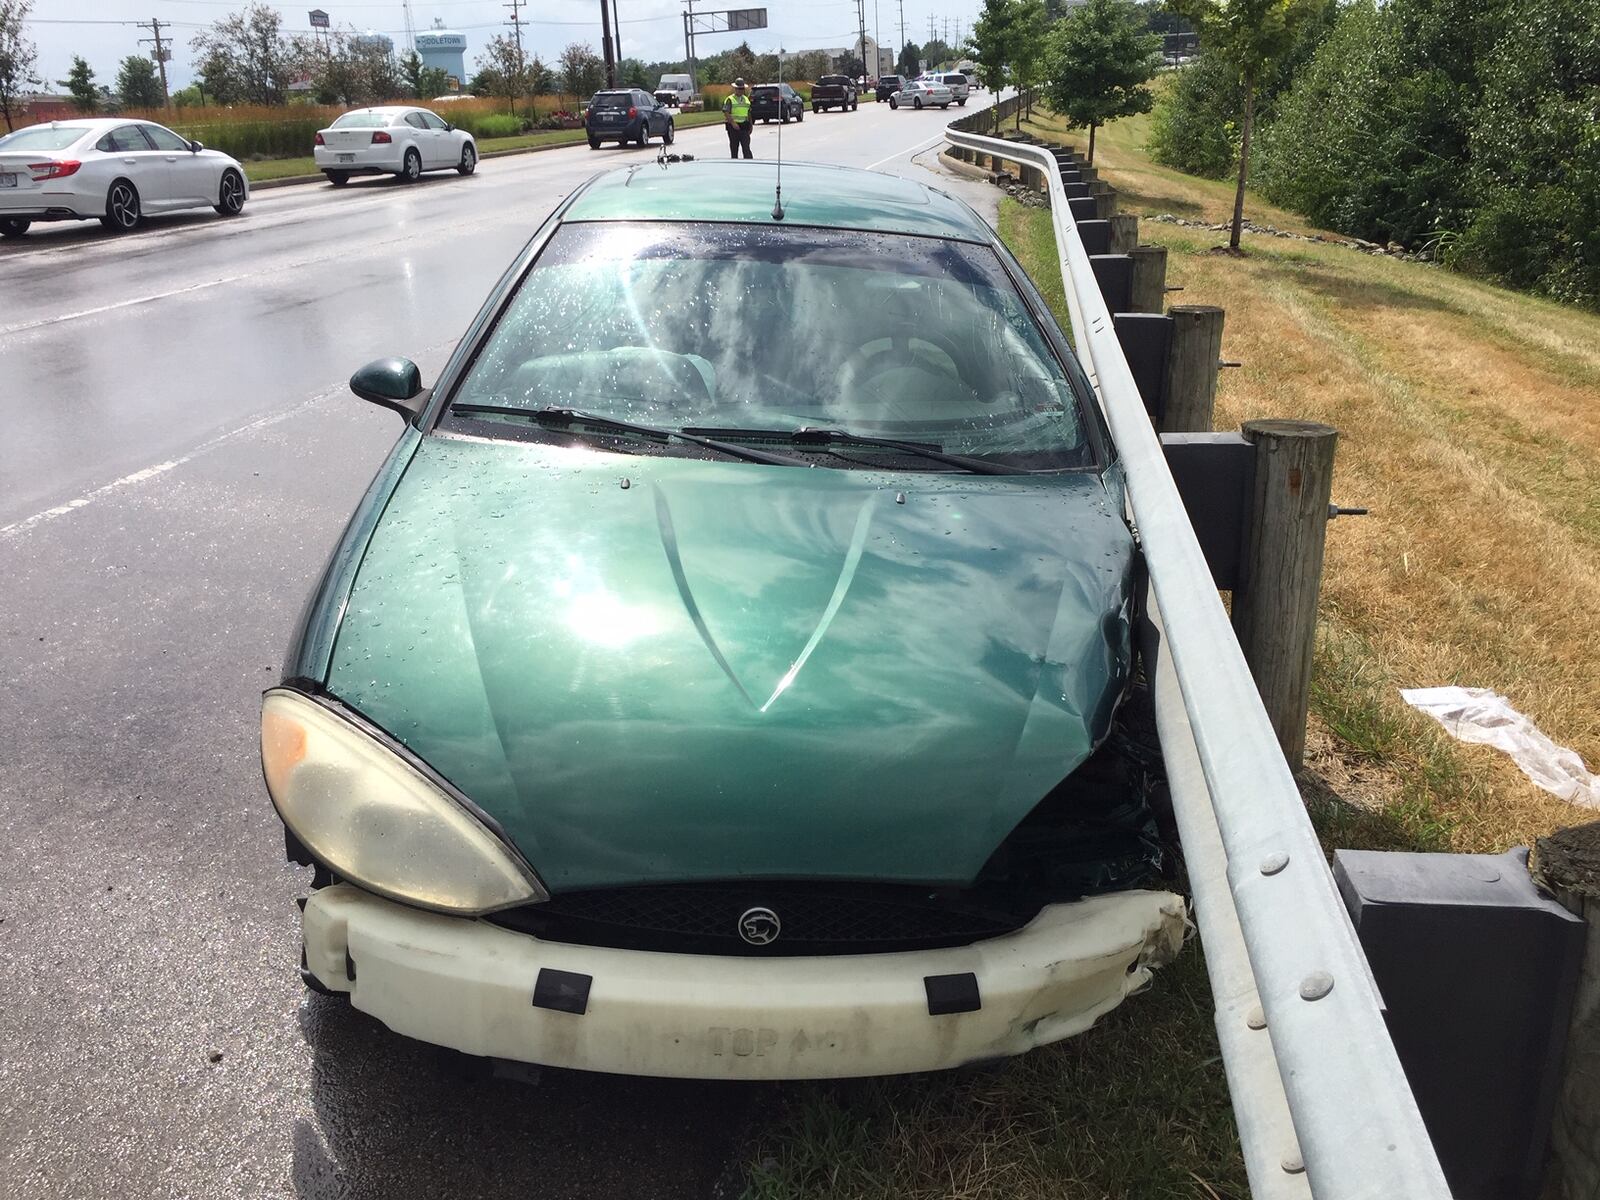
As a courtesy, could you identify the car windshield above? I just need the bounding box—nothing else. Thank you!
[820,76,848,84]
[590,92,633,110]
[331,112,391,128]
[752,86,778,98]
[0,124,89,151]
[447,222,1093,470]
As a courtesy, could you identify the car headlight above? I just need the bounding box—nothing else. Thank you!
[261,688,545,914]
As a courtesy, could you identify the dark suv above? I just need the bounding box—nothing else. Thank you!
[875,74,904,102]
[750,83,805,123]
[810,74,859,112]
[585,89,676,149]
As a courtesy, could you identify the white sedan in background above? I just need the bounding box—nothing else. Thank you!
[0,118,248,238]
[888,79,954,110]
[313,107,478,187]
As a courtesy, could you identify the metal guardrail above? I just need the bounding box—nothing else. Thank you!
[941,124,1453,1199]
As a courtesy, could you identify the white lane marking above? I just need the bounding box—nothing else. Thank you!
[865,132,945,172]
[0,273,257,337]
[0,390,333,540]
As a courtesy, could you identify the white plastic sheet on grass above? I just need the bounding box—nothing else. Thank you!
[1401,686,1600,808]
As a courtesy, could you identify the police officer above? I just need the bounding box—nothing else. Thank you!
[723,77,754,160]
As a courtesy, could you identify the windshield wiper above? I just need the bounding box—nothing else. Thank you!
[451,405,804,467]
[681,425,1031,475]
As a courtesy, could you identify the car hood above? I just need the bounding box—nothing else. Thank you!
[326,434,1137,892]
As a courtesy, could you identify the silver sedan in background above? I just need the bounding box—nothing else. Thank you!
[0,118,248,238]
[888,79,954,110]
[313,107,478,187]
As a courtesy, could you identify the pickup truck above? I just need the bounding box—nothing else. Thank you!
[810,74,859,112]
[875,74,904,102]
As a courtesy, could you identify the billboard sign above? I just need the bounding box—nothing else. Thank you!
[727,9,767,30]
[309,9,330,29]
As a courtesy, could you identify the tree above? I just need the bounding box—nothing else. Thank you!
[559,42,603,99]
[58,54,97,112]
[0,0,40,132]
[476,32,528,112]
[1043,0,1161,162]
[620,57,649,88]
[116,54,165,109]
[189,3,300,105]
[527,56,553,96]
[969,0,1016,129]
[922,37,952,67]
[1170,0,1321,250]
[897,40,921,76]
[400,49,423,95]
[1008,0,1049,123]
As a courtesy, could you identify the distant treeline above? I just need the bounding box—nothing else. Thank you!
[1149,0,1600,308]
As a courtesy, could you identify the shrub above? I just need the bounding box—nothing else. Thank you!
[1146,57,1239,179]
[455,112,521,138]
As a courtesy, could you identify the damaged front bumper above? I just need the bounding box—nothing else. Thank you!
[302,883,1188,1080]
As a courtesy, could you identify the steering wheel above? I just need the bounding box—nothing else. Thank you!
[835,326,972,397]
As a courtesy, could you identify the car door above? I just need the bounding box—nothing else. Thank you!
[97,124,172,208]
[640,91,662,136]
[402,112,434,167]
[141,122,212,206]
[420,110,456,165]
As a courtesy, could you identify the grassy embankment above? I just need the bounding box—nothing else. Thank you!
[738,106,1600,1200]
[1006,107,1598,857]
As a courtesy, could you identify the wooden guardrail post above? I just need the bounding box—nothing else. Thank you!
[1232,420,1338,769]
[1531,822,1600,1200]
[1162,305,1225,432]
[1128,245,1168,314]
[1108,213,1140,254]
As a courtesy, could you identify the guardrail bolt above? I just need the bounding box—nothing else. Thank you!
[1260,850,1290,876]
[1299,971,1335,1001]
[1282,1153,1306,1175]
[1246,1005,1267,1030]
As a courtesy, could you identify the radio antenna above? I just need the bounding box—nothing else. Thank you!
[772,49,786,219]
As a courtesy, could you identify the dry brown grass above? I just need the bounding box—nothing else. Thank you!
[1021,108,1598,853]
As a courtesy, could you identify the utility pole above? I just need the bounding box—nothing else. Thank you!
[873,0,881,78]
[684,0,697,93]
[137,17,171,107]
[856,0,868,85]
[401,0,416,52]
[600,0,616,87]
[898,0,905,68]
[612,0,623,66]
[503,0,527,116]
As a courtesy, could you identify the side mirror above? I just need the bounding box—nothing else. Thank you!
[350,357,428,421]
[189,139,204,152]
[443,121,453,131]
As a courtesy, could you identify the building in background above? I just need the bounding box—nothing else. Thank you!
[814,36,892,79]
[416,21,468,89]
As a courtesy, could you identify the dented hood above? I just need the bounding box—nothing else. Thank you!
[326,435,1138,891]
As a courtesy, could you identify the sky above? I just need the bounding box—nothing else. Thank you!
[27,0,984,91]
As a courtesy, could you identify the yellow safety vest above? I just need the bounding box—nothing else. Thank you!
[723,91,752,122]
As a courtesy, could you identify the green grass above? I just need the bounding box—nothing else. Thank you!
[242,111,728,184]
[743,949,1245,1200]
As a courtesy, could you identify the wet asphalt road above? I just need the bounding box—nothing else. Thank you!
[0,98,1001,1199]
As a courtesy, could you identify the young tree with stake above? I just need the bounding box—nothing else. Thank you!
[1044,0,1161,163]
[1170,0,1318,250]
[0,0,40,132]
[968,0,1017,132]
[59,54,98,112]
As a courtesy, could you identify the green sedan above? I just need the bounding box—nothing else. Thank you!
[263,160,1185,1080]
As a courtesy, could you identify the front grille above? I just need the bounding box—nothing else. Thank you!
[491,883,1037,957]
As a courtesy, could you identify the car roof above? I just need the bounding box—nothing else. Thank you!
[563,161,994,244]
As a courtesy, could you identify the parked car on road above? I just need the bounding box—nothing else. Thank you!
[652,89,680,109]
[875,73,904,101]
[810,74,858,112]
[586,89,676,149]
[0,118,248,238]
[313,106,477,187]
[931,72,971,106]
[269,159,1186,1082]
[889,79,954,109]
[749,83,805,123]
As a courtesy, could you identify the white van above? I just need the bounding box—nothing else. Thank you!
[656,74,694,106]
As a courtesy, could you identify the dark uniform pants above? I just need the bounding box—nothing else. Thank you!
[726,121,753,159]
